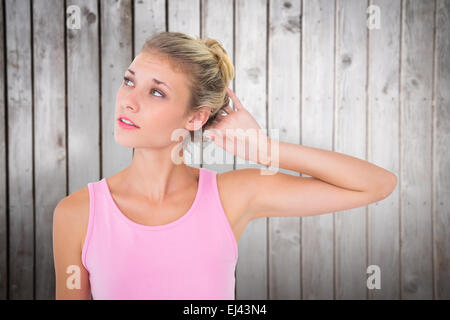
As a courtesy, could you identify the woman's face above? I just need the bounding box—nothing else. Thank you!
[114,51,200,149]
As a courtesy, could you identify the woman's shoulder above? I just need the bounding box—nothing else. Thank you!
[56,185,91,218]
[216,167,263,191]
[54,185,91,250]
[216,168,262,223]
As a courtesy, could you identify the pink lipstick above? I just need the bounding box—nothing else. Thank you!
[117,114,140,129]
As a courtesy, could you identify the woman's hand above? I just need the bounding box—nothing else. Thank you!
[204,87,271,164]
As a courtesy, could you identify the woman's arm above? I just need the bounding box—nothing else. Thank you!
[53,194,91,300]
[266,138,397,195]
[206,87,397,220]
[239,138,397,220]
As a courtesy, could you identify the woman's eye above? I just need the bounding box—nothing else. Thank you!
[123,76,164,98]
[150,88,165,98]
[123,76,133,87]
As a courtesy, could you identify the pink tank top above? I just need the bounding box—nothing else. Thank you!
[81,167,238,300]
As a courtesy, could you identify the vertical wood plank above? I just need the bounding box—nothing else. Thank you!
[335,0,368,299]
[33,0,66,299]
[301,0,335,300]
[5,0,34,299]
[0,0,7,300]
[234,0,268,300]
[168,0,200,36]
[434,0,450,300]
[66,0,100,191]
[267,0,301,299]
[167,0,201,169]
[101,0,133,179]
[368,0,401,299]
[134,0,166,62]
[400,0,434,299]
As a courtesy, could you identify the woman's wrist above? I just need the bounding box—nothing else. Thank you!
[257,136,272,167]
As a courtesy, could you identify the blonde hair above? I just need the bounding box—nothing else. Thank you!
[140,31,235,144]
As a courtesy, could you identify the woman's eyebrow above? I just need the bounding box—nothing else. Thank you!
[127,68,171,91]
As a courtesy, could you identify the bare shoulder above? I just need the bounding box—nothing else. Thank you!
[216,168,263,223]
[53,186,90,250]
[216,167,267,196]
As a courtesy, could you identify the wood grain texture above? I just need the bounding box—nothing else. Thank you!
[0,0,7,300]
[368,0,401,299]
[6,0,34,300]
[134,0,166,55]
[66,0,100,192]
[401,0,434,299]
[434,0,450,300]
[33,0,66,300]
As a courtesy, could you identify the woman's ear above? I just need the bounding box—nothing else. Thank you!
[185,106,211,131]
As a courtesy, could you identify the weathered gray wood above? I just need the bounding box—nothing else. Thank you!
[301,0,335,300]
[6,0,34,299]
[168,0,200,36]
[101,0,133,178]
[267,0,301,299]
[434,0,450,300]
[367,0,401,299]
[401,0,434,299]
[0,0,7,300]
[335,0,368,299]
[167,0,201,169]
[134,0,166,55]
[33,0,66,299]
[234,0,268,300]
[66,0,100,191]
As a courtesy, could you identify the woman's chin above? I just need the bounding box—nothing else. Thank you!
[114,134,139,149]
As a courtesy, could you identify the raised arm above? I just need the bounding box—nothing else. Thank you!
[205,87,397,220]
[230,139,397,220]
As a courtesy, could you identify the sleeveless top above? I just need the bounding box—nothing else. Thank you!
[81,167,238,300]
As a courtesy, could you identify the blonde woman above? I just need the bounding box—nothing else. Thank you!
[53,31,397,300]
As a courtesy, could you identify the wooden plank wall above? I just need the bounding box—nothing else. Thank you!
[0,0,449,300]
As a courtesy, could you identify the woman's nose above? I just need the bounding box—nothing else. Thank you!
[122,91,140,111]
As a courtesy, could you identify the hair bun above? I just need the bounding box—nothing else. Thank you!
[195,36,235,84]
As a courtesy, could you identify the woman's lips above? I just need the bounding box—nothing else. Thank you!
[117,118,140,129]
[117,114,139,127]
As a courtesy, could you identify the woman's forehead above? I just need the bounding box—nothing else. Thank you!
[128,54,179,88]
[129,52,191,98]
[131,53,175,78]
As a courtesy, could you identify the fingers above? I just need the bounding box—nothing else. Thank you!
[226,87,243,111]
[223,105,234,114]
[216,105,233,120]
